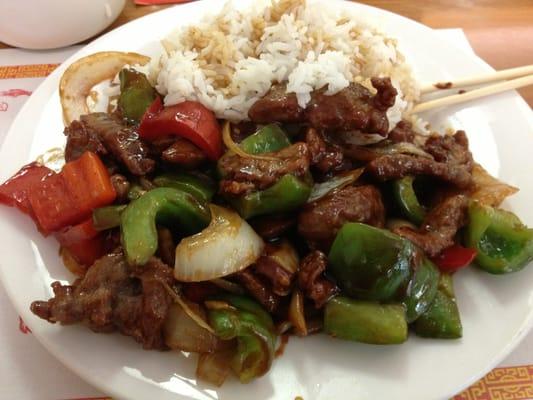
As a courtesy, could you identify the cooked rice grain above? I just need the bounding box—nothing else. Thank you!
[152,0,420,125]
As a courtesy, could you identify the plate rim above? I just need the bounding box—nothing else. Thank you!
[1,1,532,399]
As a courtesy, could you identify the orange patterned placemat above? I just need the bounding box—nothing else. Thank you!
[0,63,60,79]
[454,365,533,400]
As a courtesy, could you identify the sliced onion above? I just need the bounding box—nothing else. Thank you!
[374,142,432,158]
[196,347,235,387]
[59,51,150,125]
[338,130,386,145]
[163,302,219,353]
[268,240,299,274]
[162,282,215,334]
[204,300,236,311]
[307,168,364,203]
[288,289,307,337]
[469,162,518,207]
[276,321,293,335]
[222,121,277,161]
[211,278,246,295]
[174,205,264,282]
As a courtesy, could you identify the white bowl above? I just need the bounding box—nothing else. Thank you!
[0,0,126,49]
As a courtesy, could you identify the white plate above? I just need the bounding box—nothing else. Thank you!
[1,1,532,399]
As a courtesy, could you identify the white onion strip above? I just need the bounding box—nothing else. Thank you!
[174,205,264,282]
[59,51,150,125]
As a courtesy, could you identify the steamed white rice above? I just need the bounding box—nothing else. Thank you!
[148,0,420,127]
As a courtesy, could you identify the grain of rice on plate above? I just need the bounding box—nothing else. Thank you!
[146,0,420,127]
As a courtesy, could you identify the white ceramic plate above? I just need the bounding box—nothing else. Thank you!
[1,1,532,399]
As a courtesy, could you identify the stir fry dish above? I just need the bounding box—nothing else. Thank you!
[1,0,532,387]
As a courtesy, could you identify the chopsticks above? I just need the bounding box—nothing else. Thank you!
[411,65,533,114]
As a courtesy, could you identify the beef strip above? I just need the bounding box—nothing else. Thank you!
[371,77,398,111]
[305,79,396,134]
[157,228,176,267]
[64,113,155,175]
[161,138,207,168]
[298,251,338,308]
[64,120,108,162]
[305,128,346,174]
[248,78,397,135]
[423,130,473,170]
[393,194,469,257]
[30,250,173,350]
[250,214,296,240]
[218,142,310,196]
[367,154,472,188]
[235,269,280,313]
[254,256,294,296]
[248,84,305,124]
[388,120,416,143]
[367,131,473,189]
[298,185,386,249]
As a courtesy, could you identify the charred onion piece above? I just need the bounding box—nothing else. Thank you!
[60,51,150,125]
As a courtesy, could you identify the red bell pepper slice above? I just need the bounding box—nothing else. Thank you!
[62,151,116,211]
[65,236,105,267]
[28,151,116,233]
[55,218,100,246]
[0,162,54,215]
[56,218,105,266]
[139,98,222,160]
[432,244,477,273]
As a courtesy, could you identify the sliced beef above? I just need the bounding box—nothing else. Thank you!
[388,120,416,143]
[30,250,173,350]
[248,78,397,135]
[305,128,346,174]
[371,77,398,111]
[64,120,107,162]
[161,138,207,168]
[248,84,304,124]
[341,144,381,163]
[219,142,310,196]
[367,130,473,189]
[65,113,155,176]
[250,214,296,240]
[423,130,473,171]
[367,154,472,188]
[254,256,294,296]
[235,269,280,313]
[393,194,469,257]
[298,250,338,308]
[305,80,395,134]
[298,185,386,249]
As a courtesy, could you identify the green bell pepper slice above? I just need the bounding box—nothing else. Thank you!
[403,256,440,323]
[414,274,462,339]
[239,124,291,155]
[117,68,157,123]
[120,187,211,266]
[231,174,312,219]
[328,223,413,301]
[92,204,126,231]
[208,296,276,383]
[153,172,215,203]
[392,176,426,224]
[324,297,407,344]
[465,201,533,274]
